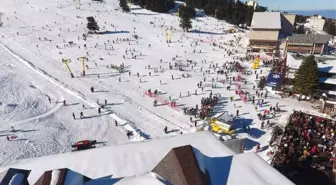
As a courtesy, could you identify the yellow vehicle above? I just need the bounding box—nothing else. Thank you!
[209,117,234,135]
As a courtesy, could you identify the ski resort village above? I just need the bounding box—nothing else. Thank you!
[0,0,336,184]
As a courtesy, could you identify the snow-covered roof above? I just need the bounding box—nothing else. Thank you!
[251,12,281,30]
[0,132,293,185]
[286,54,302,69]
[287,54,336,73]
[320,77,336,85]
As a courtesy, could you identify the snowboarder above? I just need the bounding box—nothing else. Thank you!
[72,112,76,120]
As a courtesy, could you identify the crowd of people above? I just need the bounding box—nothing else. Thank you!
[271,111,335,183]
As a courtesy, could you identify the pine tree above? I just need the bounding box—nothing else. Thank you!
[179,10,192,32]
[86,16,100,33]
[293,55,319,96]
[119,0,130,12]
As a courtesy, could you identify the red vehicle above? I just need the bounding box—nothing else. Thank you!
[71,140,97,151]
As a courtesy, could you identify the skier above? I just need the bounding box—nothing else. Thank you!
[164,126,168,134]
[190,117,193,122]
[154,100,157,107]
[119,77,121,82]
[105,99,107,105]
[63,100,66,106]
[261,121,265,129]
[90,87,94,93]
[80,112,84,119]
[115,120,118,126]
[194,120,197,127]
[236,109,239,116]
[48,97,51,103]
[98,107,101,115]
[72,112,76,120]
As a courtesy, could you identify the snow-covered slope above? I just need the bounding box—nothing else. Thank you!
[0,131,294,185]
[0,0,317,168]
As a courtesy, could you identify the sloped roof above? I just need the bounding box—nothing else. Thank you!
[34,168,91,185]
[251,12,281,29]
[0,168,31,185]
[287,34,332,44]
[0,131,294,185]
[152,145,206,185]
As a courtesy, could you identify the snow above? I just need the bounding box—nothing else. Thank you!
[287,53,336,73]
[0,0,321,183]
[51,170,60,185]
[0,131,293,185]
[320,77,336,85]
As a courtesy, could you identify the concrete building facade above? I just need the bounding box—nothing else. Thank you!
[285,34,332,55]
[248,12,296,55]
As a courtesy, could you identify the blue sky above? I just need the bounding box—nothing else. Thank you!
[253,0,336,11]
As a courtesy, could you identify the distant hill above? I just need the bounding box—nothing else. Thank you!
[287,10,336,19]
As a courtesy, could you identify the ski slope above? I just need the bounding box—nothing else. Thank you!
[0,0,317,165]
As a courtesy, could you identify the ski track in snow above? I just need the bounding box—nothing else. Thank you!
[0,37,186,141]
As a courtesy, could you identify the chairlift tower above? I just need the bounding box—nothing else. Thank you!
[62,59,74,78]
[77,56,87,76]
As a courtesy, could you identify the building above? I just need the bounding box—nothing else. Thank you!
[307,16,326,31]
[248,12,296,55]
[285,34,332,55]
[286,53,336,101]
[0,131,294,185]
